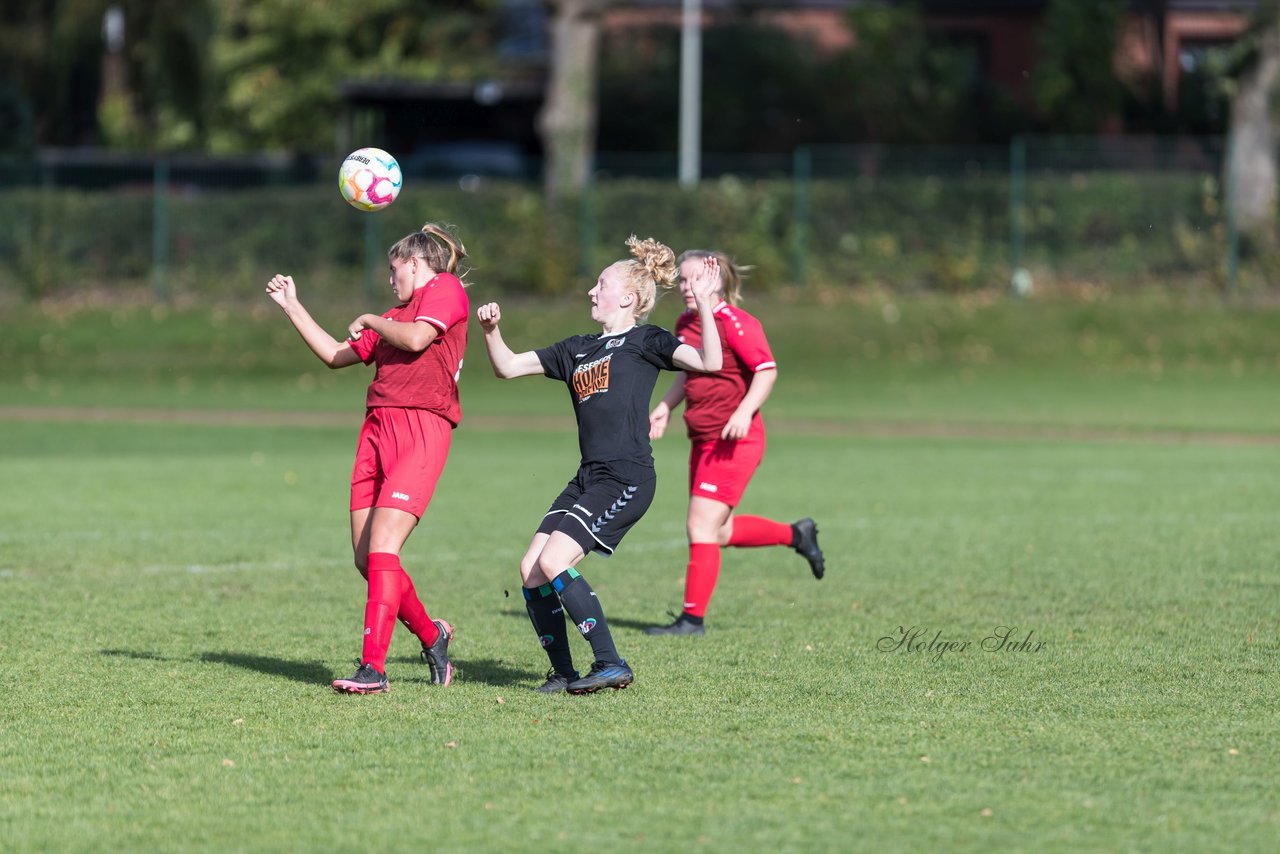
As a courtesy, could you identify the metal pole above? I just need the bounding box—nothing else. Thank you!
[153,158,170,301]
[793,146,811,288]
[678,0,702,188]
[579,178,597,279]
[1009,135,1029,296]
[1225,133,1239,295]
[364,212,380,300]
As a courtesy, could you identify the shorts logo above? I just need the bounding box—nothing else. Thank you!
[391,491,410,501]
[698,482,719,493]
[571,354,612,403]
[572,504,594,517]
[605,336,626,349]
[591,485,638,533]
[539,634,555,648]
[578,618,597,635]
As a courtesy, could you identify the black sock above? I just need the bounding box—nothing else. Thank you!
[679,612,704,626]
[552,568,621,666]
[523,584,575,676]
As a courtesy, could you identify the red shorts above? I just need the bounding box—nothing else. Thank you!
[350,407,453,519]
[687,431,765,507]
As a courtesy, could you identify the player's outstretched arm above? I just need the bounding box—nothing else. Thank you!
[476,302,544,379]
[671,258,722,373]
[265,274,361,369]
[649,372,687,439]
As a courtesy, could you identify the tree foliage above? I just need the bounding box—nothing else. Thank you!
[0,0,508,153]
[1030,0,1127,132]
[598,5,981,153]
[0,0,104,148]
[211,0,507,152]
[827,4,976,143]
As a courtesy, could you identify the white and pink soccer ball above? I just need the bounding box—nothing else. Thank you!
[339,147,402,212]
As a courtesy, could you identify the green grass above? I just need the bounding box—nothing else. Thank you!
[5,291,1280,433]
[2,292,1278,849]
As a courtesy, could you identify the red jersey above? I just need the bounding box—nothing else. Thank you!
[676,301,776,442]
[349,272,468,425]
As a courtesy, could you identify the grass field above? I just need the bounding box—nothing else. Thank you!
[2,293,1278,850]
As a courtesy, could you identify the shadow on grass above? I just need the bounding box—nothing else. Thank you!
[452,657,535,688]
[499,607,671,635]
[100,648,177,661]
[200,652,332,685]
[603,614,673,633]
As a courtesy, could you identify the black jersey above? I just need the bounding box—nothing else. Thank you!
[537,324,681,465]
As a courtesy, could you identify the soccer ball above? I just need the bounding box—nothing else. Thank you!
[339,148,402,212]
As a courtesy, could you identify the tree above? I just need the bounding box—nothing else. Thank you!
[826,3,975,144]
[1030,0,1128,133]
[0,0,105,149]
[211,0,505,153]
[1225,2,1280,236]
[102,0,218,149]
[538,0,606,200]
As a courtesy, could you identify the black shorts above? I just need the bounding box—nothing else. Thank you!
[537,460,657,557]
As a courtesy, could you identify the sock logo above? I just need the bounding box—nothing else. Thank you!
[539,634,555,648]
[364,627,372,635]
[578,618,597,635]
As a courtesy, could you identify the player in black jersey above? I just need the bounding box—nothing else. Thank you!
[477,236,723,694]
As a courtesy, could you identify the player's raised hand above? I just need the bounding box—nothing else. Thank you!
[477,302,502,333]
[265,274,297,307]
[688,256,721,306]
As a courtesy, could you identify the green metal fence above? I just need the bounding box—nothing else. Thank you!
[0,136,1253,303]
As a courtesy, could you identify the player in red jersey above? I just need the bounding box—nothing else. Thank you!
[477,236,723,693]
[265,222,468,693]
[645,250,825,637]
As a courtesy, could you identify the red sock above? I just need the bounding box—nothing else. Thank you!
[727,515,793,548]
[362,553,405,672]
[682,543,721,618]
[398,573,440,647]
[365,553,439,646]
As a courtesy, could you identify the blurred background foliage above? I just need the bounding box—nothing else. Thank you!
[0,1,1273,300]
[0,0,509,153]
[0,0,1241,156]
